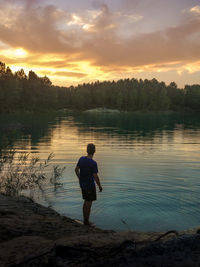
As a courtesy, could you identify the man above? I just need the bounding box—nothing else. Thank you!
[75,143,103,226]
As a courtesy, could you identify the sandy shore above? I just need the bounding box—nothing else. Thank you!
[0,193,200,266]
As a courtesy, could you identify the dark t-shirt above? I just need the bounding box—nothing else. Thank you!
[76,156,98,189]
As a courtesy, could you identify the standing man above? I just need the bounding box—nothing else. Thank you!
[75,143,103,226]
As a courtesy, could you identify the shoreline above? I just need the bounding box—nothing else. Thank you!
[0,194,200,266]
[0,107,198,116]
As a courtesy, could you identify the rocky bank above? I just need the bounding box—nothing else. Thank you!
[0,193,200,266]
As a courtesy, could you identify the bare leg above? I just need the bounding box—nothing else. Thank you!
[83,200,92,225]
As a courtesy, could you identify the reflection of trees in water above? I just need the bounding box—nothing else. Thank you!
[1,112,200,153]
[0,112,60,151]
[71,112,200,143]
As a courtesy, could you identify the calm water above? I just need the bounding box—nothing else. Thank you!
[1,112,200,231]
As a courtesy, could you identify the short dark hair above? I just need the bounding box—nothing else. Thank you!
[87,143,95,155]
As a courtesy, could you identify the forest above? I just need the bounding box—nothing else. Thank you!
[0,61,199,113]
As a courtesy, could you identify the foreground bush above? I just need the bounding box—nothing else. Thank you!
[0,150,65,197]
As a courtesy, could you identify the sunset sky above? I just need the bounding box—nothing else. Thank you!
[0,0,200,87]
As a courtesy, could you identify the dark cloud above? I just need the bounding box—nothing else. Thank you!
[0,0,200,73]
[83,16,200,67]
[91,0,105,9]
[91,4,116,32]
[0,1,75,53]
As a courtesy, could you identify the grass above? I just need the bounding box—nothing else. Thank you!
[0,149,65,197]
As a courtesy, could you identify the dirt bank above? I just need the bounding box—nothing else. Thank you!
[0,194,200,266]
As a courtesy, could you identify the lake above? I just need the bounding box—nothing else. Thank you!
[1,111,200,231]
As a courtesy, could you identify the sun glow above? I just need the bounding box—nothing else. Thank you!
[4,56,200,88]
[77,61,104,78]
[15,48,27,57]
[10,65,31,74]
[184,62,200,73]
[0,48,28,59]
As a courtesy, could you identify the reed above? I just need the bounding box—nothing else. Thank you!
[0,150,65,197]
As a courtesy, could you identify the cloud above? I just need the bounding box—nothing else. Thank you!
[0,0,200,87]
[81,15,200,68]
[40,70,87,78]
[0,1,140,53]
[190,5,200,14]
[0,1,75,53]
[123,14,143,23]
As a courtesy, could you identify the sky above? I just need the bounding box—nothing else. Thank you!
[0,0,200,88]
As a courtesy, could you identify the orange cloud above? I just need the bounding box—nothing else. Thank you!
[0,0,200,87]
[40,70,87,78]
[190,5,200,14]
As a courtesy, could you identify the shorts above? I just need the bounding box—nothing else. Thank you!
[81,186,96,201]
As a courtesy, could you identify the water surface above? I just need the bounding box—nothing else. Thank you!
[1,112,200,231]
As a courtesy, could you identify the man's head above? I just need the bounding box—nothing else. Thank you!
[87,143,95,155]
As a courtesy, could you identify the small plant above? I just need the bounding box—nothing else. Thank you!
[0,149,65,197]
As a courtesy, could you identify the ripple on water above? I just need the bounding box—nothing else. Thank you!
[3,114,200,231]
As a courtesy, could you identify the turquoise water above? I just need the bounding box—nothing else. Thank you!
[1,112,200,231]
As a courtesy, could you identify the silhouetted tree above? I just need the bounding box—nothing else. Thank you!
[0,61,199,113]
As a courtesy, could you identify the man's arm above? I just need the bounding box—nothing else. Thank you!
[93,173,103,192]
[75,166,80,179]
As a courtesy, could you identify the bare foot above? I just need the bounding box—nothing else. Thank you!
[84,220,95,226]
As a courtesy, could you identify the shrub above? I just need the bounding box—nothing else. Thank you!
[0,150,65,197]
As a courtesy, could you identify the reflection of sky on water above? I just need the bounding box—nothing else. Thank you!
[1,112,200,231]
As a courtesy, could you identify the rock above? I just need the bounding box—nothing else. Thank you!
[0,236,54,266]
[83,108,120,113]
[1,193,200,266]
[0,194,106,243]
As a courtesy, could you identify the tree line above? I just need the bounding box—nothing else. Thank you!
[0,61,199,112]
